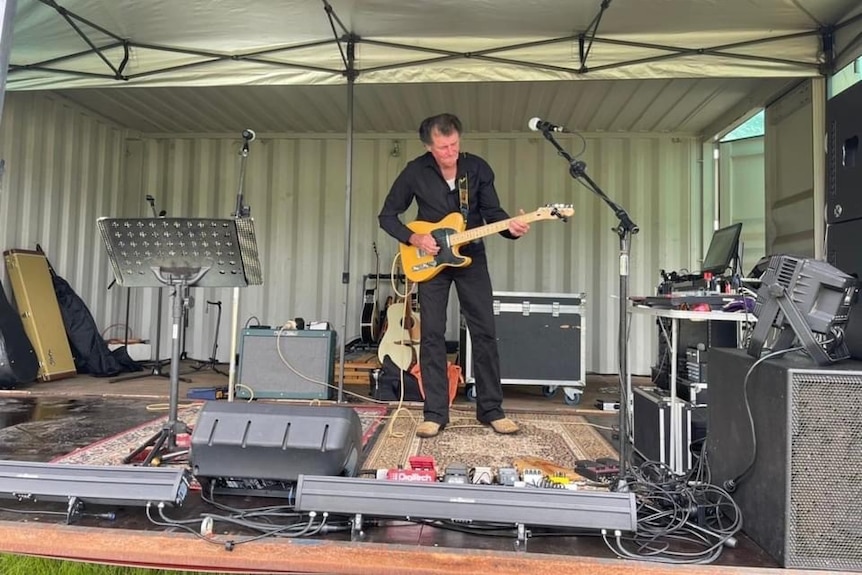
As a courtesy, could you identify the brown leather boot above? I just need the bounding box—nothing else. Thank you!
[416,421,443,438]
[488,417,519,435]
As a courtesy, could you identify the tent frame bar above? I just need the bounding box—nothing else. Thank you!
[12,0,853,84]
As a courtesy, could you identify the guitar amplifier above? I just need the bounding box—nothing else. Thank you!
[235,328,335,400]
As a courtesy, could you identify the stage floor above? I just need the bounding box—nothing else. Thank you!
[0,364,793,574]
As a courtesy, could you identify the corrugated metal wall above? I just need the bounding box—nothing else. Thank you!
[0,92,128,342]
[1,91,701,376]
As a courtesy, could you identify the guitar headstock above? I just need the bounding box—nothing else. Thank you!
[537,204,575,222]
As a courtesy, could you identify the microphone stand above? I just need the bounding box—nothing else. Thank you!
[227,131,254,401]
[538,128,639,488]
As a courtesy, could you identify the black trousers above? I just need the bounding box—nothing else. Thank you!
[417,253,505,426]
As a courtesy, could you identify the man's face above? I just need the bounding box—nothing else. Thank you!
[426,129,460,172]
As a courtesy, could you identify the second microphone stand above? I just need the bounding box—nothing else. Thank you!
[226,130,255,401]
[539,128,639,487]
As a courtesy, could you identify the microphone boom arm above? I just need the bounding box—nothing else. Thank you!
[539,130,638,236]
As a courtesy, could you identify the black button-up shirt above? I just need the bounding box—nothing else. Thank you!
[378,151,514,258]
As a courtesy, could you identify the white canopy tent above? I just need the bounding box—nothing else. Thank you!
[4,0,862,383]
[8,0,862,92]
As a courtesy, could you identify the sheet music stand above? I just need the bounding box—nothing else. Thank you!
[98,217,262,465]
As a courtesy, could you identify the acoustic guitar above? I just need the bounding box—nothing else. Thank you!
[359,242,381,344]
[377,293,421,372]
[400,204,574,283]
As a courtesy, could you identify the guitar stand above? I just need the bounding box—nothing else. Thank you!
[190,300,229,376]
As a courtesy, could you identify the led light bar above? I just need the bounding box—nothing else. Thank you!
[295,475,637,531]
[0,461,190,507]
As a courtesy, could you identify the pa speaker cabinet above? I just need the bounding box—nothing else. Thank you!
[827,79,862,224]
[190,401,363,483]
[460,291,586,388]
[707,347,862,570]
[236,328,335,400]
[827,217,862,360]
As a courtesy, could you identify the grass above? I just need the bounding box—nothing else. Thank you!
[0,554,229,575]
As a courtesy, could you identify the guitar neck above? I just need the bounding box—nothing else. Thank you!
[450,212,539,246]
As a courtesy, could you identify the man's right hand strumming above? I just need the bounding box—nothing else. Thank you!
[410,233,440,256]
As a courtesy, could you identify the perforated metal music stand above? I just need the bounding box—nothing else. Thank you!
[98,217,262,465]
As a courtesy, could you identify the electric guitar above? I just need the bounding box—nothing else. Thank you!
[377,290,421,372]
[400,204,574,283]
[359,242,381,344]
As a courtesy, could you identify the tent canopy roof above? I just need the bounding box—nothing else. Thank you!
[7,0,862,135]
[9,0,862,90]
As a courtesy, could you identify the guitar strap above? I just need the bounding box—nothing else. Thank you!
[457,175,469,224]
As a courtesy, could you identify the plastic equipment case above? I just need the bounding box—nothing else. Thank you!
[460,291,586,405]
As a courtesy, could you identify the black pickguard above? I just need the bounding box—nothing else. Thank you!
[430,227,466,267]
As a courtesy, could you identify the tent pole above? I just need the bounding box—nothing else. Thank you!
[336,40,356,403]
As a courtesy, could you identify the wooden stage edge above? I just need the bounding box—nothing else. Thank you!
[0,521,816,575]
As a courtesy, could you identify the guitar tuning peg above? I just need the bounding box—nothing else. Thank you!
[551,207,569,223]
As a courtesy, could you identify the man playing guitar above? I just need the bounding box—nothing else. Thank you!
[378,113,529,439]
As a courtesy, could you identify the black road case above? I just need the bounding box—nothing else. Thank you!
[461,291,586,404]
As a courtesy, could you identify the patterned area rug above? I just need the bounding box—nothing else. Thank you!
[362,407,617,472]
[51,402,389,466]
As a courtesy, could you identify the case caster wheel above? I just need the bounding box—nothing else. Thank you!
[465,384,477,402]
[542,385,558,398]
[563,388,582,406]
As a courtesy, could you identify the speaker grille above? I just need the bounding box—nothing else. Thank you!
[788,371,862,570]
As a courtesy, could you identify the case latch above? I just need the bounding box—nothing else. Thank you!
[521,300,530,316]
[552,301,560,317]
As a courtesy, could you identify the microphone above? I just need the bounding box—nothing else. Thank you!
[528,117,569,133]
[242,129,256,141]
